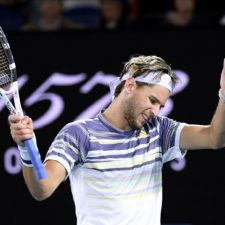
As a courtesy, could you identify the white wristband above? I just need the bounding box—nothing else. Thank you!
[218,89,225,103]
[18,135,40,167]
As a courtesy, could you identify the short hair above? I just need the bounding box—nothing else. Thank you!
[114,54,178,98]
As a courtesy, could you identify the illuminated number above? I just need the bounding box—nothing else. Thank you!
[4,147,21,175]
[77,70,190,119]
[2,70,190,176]
[76,92,112,120]
[76,71,115,119]
[24,72,86,129]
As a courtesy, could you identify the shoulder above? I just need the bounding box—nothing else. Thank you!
[61,117,100,135]
[147,116,181,130]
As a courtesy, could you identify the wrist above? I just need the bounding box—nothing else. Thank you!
[18,134,40,167]
[18,144,33,167]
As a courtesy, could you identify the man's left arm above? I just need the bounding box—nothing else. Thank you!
[180,58,225,150]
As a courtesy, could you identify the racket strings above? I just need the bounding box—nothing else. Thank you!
[0,44,11,90]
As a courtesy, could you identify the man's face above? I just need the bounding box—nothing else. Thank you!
[122,84,170,130]
[40,0,62,19]
[101,0,124,21]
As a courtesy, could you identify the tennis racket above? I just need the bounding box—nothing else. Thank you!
[0,26,47,180]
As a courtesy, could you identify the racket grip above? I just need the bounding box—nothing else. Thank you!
[23,139,47,180]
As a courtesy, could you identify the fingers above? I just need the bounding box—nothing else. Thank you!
[9,115,33,125]
[8,114,22,124]
[8,115,34,144]
[21,116,33,127]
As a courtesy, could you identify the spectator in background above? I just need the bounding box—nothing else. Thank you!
[99,0,132,30]
[161,0,219,28]
[21,0,84,31]
[63,0,101,29]
[163,0,198,27]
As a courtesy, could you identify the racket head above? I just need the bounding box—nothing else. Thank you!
[0,26,17,93]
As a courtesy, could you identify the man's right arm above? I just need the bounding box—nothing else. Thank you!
[8,114,66,201]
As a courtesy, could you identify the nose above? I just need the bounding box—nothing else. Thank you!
[149,104,160,117]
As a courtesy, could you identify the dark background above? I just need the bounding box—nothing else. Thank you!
[1,27,225,225]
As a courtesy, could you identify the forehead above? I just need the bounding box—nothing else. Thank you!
[136,84,170,102]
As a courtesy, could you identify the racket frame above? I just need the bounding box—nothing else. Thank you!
[0,26,47,180]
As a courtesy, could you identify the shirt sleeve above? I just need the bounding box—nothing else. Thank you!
[156,116,187,163]
[44,121,88,178]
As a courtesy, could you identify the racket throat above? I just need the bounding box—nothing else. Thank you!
[12,82,24,116]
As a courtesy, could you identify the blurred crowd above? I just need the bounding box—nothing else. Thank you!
[0,0,224,31]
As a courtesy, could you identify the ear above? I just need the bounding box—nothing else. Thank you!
[124,77,136,94]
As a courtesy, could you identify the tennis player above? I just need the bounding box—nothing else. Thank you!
[9,55,225,225]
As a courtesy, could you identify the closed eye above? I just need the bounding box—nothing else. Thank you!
[149,96,164,108]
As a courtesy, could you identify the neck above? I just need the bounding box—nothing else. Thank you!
[103,98,129,130]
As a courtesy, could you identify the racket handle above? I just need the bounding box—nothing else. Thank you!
[23,139,47,180]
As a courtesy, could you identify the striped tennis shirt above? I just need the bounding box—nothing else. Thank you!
[45,111,186,225]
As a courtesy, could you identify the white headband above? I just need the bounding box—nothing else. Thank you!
[109,72,174,99]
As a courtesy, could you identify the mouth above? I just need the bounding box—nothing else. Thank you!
[141,113,150,123]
